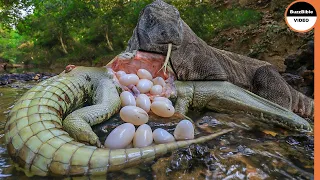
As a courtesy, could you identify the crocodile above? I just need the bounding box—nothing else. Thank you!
[126,0,314,118]
[5,53,311,177]
[4,66,233,177]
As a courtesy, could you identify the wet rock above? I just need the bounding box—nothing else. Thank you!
[283,40,314,97]
[281,73,304,90]
[300,69,314,86]
[42,72,56,76]
[92,113,124,143]
[285,135,314,152]
[0,75,11,85]
[169,144,214,171]
[42,76,51,80]
[285,40,314,72]
[195,114,234,134]
[197,116,222,127]
[152,156,206,180]
[299,86,313,98]
[236,145,255,156]
[0,72,56,86]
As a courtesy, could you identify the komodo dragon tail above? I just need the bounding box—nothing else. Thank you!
[4,69,232,177]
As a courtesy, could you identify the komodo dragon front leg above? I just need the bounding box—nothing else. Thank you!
[175,81,312,132]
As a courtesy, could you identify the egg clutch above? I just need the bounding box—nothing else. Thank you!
[103,51,195,150]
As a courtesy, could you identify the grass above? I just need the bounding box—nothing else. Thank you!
[181,6,262,41]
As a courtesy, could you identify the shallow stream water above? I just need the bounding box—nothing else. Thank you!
[0,74,314,179]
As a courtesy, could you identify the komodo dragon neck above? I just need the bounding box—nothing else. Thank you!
[170,21,271,90]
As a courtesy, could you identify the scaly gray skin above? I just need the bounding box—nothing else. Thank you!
[126,0,314,118]
[4,66,233,177]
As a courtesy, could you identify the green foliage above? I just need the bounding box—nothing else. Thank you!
[0,24,27,63]
[0,0,261,66]
[181,6,261,40]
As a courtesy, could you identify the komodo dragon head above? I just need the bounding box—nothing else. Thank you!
[126,0,183,54]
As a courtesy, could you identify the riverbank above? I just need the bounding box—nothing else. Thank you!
[0,71,56,86]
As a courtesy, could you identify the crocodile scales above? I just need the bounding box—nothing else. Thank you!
[4,66,234,177]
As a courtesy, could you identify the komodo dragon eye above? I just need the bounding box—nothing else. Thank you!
[146,14,156,28]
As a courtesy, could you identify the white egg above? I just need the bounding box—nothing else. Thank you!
[153,128,175,144]
[120,106,149,125]
[174,120,194,140]
[116,71,126,79]
[137,69,153,80]
[150,101,175,117]
[136,79,153,93]
[133,124,153,148]
[136,94,151,112]
[153,97,172,105]
[120,91,136,107]
[119,74,139,86]
[150,85,163,95]
[152,77,166,87]
[104,123,135,149]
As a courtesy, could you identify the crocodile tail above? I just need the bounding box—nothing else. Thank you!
[85,128,233,176]
[4,75,87,176]
[6,107,232,177]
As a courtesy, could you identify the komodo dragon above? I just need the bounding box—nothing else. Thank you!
[5,62,311,177]
[126,0,314,118]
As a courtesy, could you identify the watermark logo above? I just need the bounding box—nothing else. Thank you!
[285,1,317,32]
